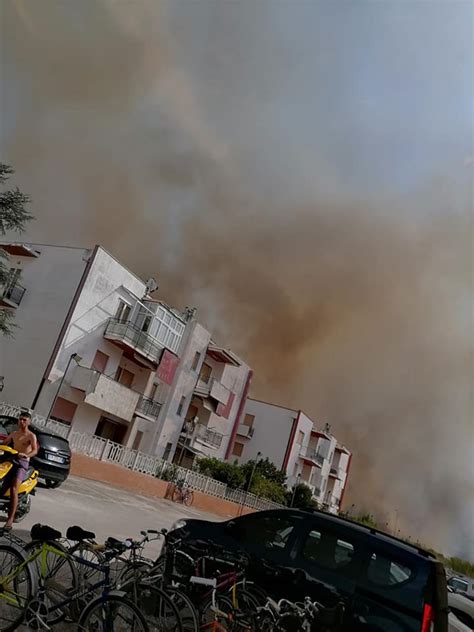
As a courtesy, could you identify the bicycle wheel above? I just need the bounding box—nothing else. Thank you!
[71,541,105,589]
[165,585,199,632]
[133,583,183,632]
[116,559,153,589]
[24,539,78,624]
[183,490,194,507]
[0,543,34,632]
[78,593,148,631]
[201,594,234,627]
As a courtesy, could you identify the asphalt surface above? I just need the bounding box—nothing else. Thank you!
[4,475,223,557]
[0,477,470,630]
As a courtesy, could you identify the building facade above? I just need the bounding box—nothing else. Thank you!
[0,242,250,462]
[230,398,352,513]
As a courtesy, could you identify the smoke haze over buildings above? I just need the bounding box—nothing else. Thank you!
[1,0,472,557]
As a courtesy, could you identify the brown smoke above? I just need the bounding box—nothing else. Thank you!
[1,0,472,557]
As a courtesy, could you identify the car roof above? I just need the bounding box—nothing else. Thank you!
[0,415,69,444]
[252,508,436,561]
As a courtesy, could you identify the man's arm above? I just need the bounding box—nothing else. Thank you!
[2,433,14,447]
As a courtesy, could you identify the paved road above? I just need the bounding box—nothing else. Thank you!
[5,475,222,557]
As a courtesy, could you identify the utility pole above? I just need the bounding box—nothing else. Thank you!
[239,451,261,516]
[46,352,81,421]
[290,473,301,507]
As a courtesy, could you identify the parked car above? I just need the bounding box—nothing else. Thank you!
[0,415,71,488]
[448,576,474,599]
[166,508,449,632]
[448,589,474,629]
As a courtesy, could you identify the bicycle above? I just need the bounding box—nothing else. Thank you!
[172,480,194,506]
[0,524,150,631]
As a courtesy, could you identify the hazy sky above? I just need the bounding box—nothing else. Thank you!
[1,0,473,557]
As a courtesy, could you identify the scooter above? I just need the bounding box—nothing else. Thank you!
[0,445,38,522]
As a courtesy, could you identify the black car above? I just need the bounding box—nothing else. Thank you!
[0,415,71,488]
[166,508,449,632]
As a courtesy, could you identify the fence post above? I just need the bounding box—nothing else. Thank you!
[100,439,110,461]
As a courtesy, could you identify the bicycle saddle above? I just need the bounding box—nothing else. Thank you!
[30,523,62,542]
[66,525,96,541]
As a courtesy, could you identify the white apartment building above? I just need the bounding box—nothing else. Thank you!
[0,242,250,462]
[230,398,352,513]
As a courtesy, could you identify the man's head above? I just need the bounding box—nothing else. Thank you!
[18,412,31,431]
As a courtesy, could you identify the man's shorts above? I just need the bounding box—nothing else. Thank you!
[12,457,30,485]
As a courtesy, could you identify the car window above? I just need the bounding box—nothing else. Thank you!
[231,515,296,550]
[368,552,413,586]
[449,578,469,592]
[302,529,355,571]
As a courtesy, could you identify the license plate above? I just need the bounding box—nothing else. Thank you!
[47,454,65,464]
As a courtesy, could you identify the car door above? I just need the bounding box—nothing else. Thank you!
[290,520,362,628]
[225,511,302,599]
[352,542,430,632]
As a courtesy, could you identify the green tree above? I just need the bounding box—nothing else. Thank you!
[286,483,319,510]
[242,457,287,487]
[251,474,287,504]
[0,163,33,336]
[195,457,245,489]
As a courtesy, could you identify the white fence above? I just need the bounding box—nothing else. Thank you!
[0,401,283,512]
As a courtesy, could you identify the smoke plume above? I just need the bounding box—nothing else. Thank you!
[1,0,472,557]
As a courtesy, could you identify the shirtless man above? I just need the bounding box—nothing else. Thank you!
[2,412,38,530]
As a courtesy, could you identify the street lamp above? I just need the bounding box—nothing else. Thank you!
[239,450,262,516]
[290,473,301,508]
[46,352,82,421]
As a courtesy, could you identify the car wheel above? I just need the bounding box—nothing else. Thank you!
[45,479,63,489]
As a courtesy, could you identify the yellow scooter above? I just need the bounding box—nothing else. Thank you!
[0,445,38,522]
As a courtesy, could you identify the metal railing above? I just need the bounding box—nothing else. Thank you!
[136,396,162,420]
[194,423,224,449]
[104,318,163,363]
[304,450,326,465]
[0,401,284,513]
[2,282,26,306]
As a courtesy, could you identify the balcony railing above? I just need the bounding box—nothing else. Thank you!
[1,282,26,307]
[302,449,326,466]
[237,424,254,438]
[104,318,163,363]
[194,424,224,449]
[136,396,162,420]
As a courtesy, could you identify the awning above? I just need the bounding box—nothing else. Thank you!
[207,343,241,366]
[1,243,40,257]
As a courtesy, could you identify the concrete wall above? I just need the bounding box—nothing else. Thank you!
[233,399,296,468]
[34,247,148,426]
[71,453,254,519]
[151,321,212,459]
[0,243,90,408]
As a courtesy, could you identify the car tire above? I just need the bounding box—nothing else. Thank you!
[45,479,63,489]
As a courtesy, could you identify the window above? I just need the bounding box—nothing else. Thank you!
[243,413,254,428]
[50,398,77,424]
[91,350,109,373]
[199,363,212,384]
[191,351,201,371]
[115,300,131,322]
[177,396,187,416]
[232,442,244,457]
[141,315,151,333]
[115,367,134,388]
[367,553,412,586]
[448,578,469,593]
[302,530,354,570]
[297,430,305,445]
[231,515,296,551]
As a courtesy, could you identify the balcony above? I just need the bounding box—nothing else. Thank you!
[193,423,224,449]
[237,424,254,439]
[300,449,326,467]
[104,318,163,364]
[1,282,26,308]
[329,466,344,479]
[135,396,162,421]
[194,377,231,405]
[71,366,140,422]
